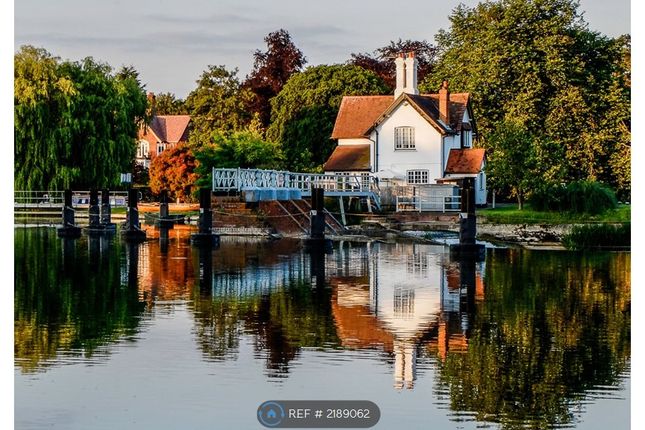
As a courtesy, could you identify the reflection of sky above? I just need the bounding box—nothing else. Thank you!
[15,303,630,430]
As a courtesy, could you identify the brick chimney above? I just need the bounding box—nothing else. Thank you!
[439,81,450,125]
[394,52,419,98]
[147,92,156,116]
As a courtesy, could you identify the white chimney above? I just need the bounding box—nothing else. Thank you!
[394,53,406,98]
[404,52,419,95]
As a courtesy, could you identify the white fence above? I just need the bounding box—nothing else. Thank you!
[14,190,129,210]
[395,195,461,213]
[212,168,377,196]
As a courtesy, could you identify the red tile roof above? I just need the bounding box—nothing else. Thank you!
[323,144,371,171]
[149,115,191,143]
[331,93,471,139]
[331,96,393,139]
[445,148,485,174]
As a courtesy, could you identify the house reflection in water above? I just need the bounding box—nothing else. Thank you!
[330,242,484,389]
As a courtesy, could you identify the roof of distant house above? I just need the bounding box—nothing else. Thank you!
[144,115,191,143]
[444,148,485,174]
[330,93,471,139]
[323,144,371,171]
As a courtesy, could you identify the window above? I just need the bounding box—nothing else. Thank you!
[157,142,167,154]
[137,140,149,158]
[407,169,429,184]
[395,126,415,150]
[461,129,472,148]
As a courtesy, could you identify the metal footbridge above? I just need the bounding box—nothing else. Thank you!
[212,168,381,210]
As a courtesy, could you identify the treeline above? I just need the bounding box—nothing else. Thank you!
[15,0,630,205]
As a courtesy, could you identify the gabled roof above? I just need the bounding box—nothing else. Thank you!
[323,144,371,171]
[148,115,191,143]
[445,148,485,174]
[331,92,472,139]
[331,96,393,139]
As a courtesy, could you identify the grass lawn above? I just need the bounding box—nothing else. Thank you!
[479,203,631,224]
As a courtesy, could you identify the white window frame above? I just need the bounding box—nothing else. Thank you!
[406,169,429,185]
[137,140,150,158]
[157,142,167,154]
[395,126,415,150]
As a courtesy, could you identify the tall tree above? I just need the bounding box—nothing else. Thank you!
[350,39,436,90]
[420,0,629,198]
[185,65,252,147]
[267,65,389,171]
[153,92,188,115]
[244,29,307,129]
[14,46,147,190]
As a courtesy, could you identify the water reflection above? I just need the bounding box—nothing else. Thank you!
[14,228,630,429]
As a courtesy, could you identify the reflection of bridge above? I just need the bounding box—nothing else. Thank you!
[212,168,381,210]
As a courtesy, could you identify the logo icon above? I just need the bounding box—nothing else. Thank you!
[257,401,285,427]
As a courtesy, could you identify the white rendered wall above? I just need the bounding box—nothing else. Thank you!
[373,103,443,182]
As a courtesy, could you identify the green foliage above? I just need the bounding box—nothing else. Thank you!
[267,64,389,171]
[194,130,284,188]
[186,65,253,146]
[531,180,618,214]
[479,203,630,224]
[483,121,564,209]
[562,223,630,250]
[422,0,630,200]
[14,46,147,190]
[148,143,198,202]
[153,92,187,115]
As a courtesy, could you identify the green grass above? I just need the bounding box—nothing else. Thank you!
[562,223,631,250]
[479,204,631,224]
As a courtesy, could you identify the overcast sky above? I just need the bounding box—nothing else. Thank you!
[15,0,630,98]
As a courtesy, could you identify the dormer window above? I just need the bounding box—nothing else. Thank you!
[460,124,472,148]
[395,126,415,150]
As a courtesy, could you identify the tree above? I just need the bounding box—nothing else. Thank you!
[153,92,187,115]
[194,130,285,188]
[484,121,564,209]
[148,144,198,202]
[185,65,253,147]
[244,29,307,129]
[14,46,147,190]
[267,65,389,171]
[420,0,629,199]
[349,39,437,90]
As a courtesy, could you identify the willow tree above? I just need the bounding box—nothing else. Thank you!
[15,46,147,190]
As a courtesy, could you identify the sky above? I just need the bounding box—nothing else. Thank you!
[14,0,630,98]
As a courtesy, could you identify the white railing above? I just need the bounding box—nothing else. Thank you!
[396,195,461,213]
[212,168,377,195]
[14,190,129,209]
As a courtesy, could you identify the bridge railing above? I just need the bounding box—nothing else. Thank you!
[396,195,461,213]
[212,168,378,195]
[14,190,129,209]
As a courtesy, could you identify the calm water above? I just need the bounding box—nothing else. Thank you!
[15,227,630,430]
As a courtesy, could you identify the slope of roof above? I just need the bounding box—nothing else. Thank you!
[331,93,471,139]
[445,148,485,174]
[331,96,393,139]
[323,144,371,171]
[149,115,191,143]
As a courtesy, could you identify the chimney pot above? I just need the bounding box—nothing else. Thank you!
[439,81,450,125]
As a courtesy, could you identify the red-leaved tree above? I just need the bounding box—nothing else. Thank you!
[149,144,198,202]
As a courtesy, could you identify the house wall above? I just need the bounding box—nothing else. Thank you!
[372,103,444,181]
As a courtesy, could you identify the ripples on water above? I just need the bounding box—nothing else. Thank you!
[14,227,630,430]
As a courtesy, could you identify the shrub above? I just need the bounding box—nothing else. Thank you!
[530,181,618,215]
[562,223,630,250]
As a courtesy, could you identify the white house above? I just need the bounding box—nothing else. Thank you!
[323,52,487,206]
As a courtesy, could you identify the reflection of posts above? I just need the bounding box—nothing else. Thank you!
[394,340,417,390]
[123,188,146,242]
[309,247,327,289]
[61,238,76,274]
[57,189,81,238]
[159,227,170,254]
[126,243,140,290]
[190,188,220,247]
[198,245,213,294]
[449,178,484,260]
[458,258,476,316]
[88,235,100,270]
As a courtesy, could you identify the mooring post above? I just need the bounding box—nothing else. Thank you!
[122,188,146,242]
[305,187,332,252]
[449,177,484,260]
[190,188,219,247]
[57,189,81,238]
[88,189,100,229]
[157,190,174,229]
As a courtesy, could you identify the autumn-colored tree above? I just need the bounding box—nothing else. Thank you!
[244,29,306,129]
[148,144,198,202]
[350,39,436,90]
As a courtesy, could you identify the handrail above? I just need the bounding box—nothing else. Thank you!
[396,195,461,213]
